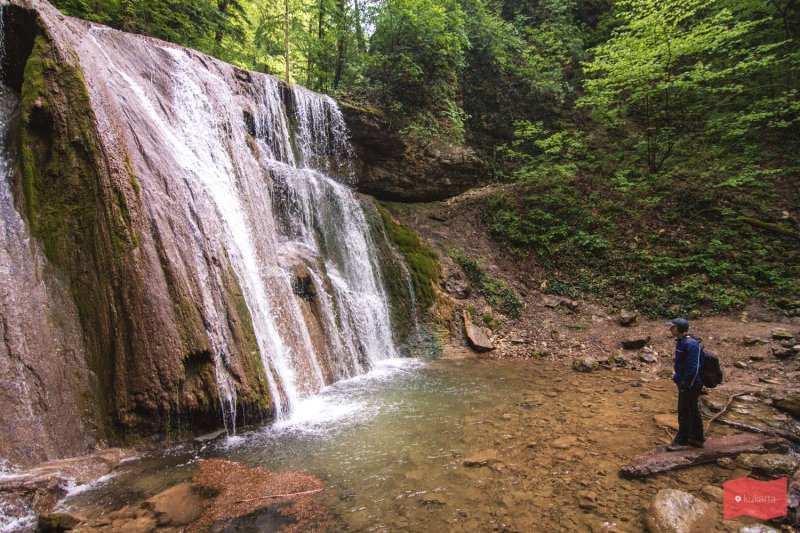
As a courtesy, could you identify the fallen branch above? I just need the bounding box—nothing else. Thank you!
[717,419,800,445]
[738,217,800,240]
[234,488,323,504]
[705,392,748,434]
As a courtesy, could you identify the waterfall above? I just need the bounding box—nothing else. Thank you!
[82,32,400,423]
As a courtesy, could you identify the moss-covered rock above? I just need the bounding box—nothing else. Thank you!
[375,201,440,307]
[774,395,800,420]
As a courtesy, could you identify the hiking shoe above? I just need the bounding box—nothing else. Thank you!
[666,441,689,452]
[687,439,704,448]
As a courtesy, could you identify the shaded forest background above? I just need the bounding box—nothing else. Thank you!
[52,0,800,318]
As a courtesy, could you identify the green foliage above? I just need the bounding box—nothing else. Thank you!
[52,0,247,55]
[449,248,522,319]
[497,121,587,185]
[482,182,800,318]
[580,0,800,174]
[377,203,441,307]
[461,0,592,152]
[364,0,468,143]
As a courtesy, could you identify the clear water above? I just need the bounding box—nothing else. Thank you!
[60,358,505,529]
[58,358,755,532]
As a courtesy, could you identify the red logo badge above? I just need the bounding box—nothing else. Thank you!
[723,477,787,520]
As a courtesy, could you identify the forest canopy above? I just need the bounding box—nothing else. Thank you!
[52,0,800,317]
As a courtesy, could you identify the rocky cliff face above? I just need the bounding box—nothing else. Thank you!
[0,0,418,466]
[340,102,489,202]
[0,0,274,460]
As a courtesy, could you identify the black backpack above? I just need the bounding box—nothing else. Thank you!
[699,345,723,388]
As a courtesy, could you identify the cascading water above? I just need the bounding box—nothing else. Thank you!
[82,30,400,423]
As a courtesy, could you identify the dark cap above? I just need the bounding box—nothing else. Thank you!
[666,318,689,332]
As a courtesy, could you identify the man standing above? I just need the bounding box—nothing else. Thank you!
[666,318,705,451]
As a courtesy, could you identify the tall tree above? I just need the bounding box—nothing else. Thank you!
[284,0,291,81]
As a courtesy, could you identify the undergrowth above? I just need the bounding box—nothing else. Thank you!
[449,248,523,319]
[482,179,800,319]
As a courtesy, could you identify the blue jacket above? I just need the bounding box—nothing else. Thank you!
[673,335,703,389]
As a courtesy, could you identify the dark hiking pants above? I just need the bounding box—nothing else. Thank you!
[676,382,704,443]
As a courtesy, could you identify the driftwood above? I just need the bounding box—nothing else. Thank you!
[739,217,800,240]
[620,433,788,478]
[234,488,323,504]
[704,392,748,433]
[717,419,800,445]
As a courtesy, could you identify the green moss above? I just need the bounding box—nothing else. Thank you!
[20,35,99,262]
[227,268,271,413]
[376,202,441,307]
[449,247,522,319]
[125,153,141,196]
[482,312,500,331]
[17,34,130,439]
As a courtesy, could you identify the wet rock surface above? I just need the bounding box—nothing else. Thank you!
[143,483,204,526]
[621,434,788,478]
[737,453,800,478]
[69,460,331,533]
[644,489,716,533]
[0,448,135,528]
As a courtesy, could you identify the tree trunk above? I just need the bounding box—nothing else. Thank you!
[354,0,365,53]
[332,0,346,90]
[620,433,788,478]
[215,0,231,45]
[284,0,291,82]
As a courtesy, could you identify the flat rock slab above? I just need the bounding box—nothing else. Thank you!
[620,433,788,478]
[194,429,227,444]
[462,311,494,352]
[144,482,204,526]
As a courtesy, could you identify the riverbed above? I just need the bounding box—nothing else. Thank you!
[60,356,753,532]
